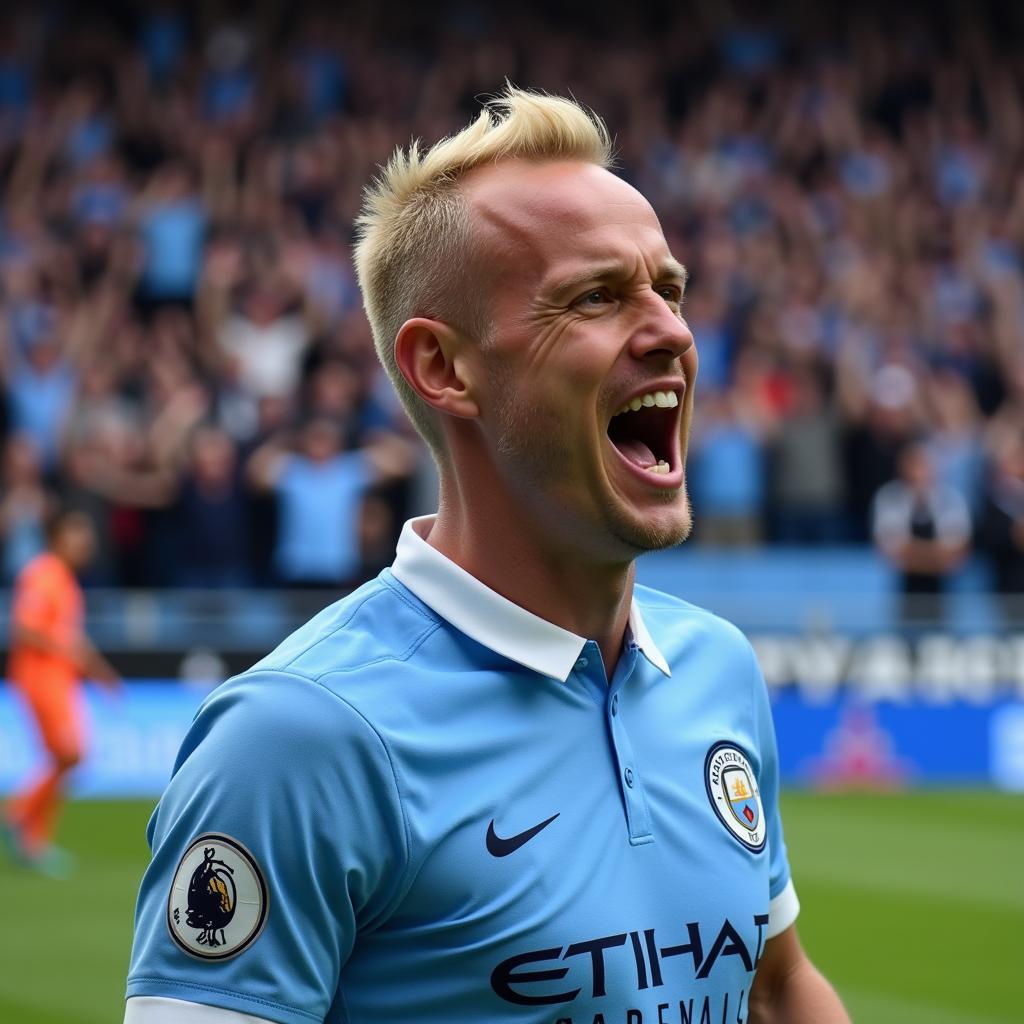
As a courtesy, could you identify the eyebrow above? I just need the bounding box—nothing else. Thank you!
[545,258,689,302]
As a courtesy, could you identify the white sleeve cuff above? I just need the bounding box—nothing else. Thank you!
[124,996,277,1024]
[767,878,800,938]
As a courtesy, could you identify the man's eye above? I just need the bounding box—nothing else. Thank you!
[579,289,611,306]
[657,286,683,305]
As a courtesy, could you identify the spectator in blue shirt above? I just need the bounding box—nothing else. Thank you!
[690,389,767,545]
[5,323,76,471]
[0,433,48,582]
[134,162,206,311]
[247,418,412,587]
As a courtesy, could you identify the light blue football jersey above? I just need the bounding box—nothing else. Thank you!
[127,517,798,1024]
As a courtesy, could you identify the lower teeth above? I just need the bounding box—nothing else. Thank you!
[647,460,670,475]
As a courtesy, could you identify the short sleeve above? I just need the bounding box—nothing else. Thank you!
[748,642,800,939]
[126,671,409,1024]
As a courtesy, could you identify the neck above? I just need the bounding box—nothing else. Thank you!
[426,479,636,676]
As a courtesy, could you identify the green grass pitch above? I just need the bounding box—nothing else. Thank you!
[0,791,1017,1023]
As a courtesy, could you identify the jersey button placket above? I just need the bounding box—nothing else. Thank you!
[607,654,654,844]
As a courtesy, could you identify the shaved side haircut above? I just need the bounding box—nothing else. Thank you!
[353,86,612,457]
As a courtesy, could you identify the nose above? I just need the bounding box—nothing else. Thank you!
[628,296,695,363]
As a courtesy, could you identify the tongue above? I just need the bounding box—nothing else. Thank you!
[614,438,657,468]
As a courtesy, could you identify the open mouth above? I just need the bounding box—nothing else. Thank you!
[606,389,680,477]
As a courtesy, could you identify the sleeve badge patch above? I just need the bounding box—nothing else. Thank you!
[166,833,269,961]
[704,742,767,853]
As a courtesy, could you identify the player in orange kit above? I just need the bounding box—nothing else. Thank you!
[2,507,119,876]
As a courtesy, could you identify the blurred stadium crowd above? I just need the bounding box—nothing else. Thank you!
[1,0,1023,603]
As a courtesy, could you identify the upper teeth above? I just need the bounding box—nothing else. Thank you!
[613,390,679,416]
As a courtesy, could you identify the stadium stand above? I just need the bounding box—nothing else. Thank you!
[0,0,1022,638]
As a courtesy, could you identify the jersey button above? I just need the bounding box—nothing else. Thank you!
[611,695,619,716]
[624,766,634,787]
[575,656,589,671]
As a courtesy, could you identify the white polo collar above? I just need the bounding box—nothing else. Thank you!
[390,516,671,682]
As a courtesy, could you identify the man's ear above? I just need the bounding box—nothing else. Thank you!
[394,318,481,419]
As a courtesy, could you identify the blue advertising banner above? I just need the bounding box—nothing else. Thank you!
[0,682,206,798]
[2,682,1023,796]
[769,692,1024,789]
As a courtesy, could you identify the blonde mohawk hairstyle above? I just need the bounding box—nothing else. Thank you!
[353,85,612,457]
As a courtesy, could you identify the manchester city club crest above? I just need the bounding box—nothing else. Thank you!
[167,833,269,960]
[704,742,767,852]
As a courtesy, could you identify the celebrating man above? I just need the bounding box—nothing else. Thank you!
[126,88,849,1023]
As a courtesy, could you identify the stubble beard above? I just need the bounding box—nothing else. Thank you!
[608,489,693,554]
[490,375,694,557]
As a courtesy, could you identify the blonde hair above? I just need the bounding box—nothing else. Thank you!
[353,86,612,457]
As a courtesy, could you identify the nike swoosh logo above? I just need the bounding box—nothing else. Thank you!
[486,813,560,857]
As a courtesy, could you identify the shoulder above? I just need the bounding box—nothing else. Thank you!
[176,669,406,813]
[247,572,441,687]
[635,583,752,648]
[15,553,70,599]
[178,585,432,780]
[179,576,442,775]
[634,583,759,675]
[17,552,55,585]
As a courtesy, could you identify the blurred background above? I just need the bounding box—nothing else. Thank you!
[0,0,1019,1021]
